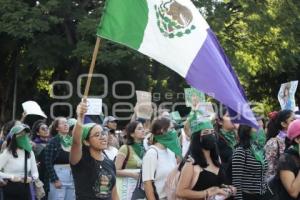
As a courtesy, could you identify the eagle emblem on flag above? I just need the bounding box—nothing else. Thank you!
[155,0,196,38]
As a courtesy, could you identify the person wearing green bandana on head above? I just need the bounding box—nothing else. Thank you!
[0,123,39,200]
[44,117,75,200]
[143,117,180,200]
[176,112,236,200]
[70,100,118,200]
[232,124,268,200]
[275,119,300,200]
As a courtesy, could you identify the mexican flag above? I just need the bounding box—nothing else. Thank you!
[97,0,258,128]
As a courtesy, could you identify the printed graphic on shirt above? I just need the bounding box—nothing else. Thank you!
[93,161,113,198]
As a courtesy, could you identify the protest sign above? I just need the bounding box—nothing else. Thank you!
[278,81,298,111]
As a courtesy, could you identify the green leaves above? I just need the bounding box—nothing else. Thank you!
[0,0,299,123]
[203,0,300,110]
[0,0,62,39]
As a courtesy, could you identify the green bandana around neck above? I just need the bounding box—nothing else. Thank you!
[250,129,266,149]
[16,135,32,152]
[250,143,265,165]
[291,144,300,156]
[58,134,72,148]
[250,130,266,165]
[220,129,237,150]
[154,130,182,158]
[131,142,145,158]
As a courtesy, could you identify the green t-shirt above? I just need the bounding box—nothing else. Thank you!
[118,145,142,169]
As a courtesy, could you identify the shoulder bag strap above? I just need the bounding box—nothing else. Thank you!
[121,145,130,169]
[135,168,143,189]
[135,147,158,189]
[149,147,159,200]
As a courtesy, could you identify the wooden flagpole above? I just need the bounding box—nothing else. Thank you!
[83,37,101,99]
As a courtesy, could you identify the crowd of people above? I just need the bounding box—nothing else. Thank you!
[0,100,299,200]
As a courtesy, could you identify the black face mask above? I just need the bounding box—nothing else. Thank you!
[200,134,217,150]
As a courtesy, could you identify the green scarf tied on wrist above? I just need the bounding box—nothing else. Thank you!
[58,134,73,148]
[131,142,145,158]
[220,129,237,150]
[16,135,32,152]
[154,130,182,158]
[250,130,266,165]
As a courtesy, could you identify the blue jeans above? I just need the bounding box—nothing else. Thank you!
[48,165,75,200]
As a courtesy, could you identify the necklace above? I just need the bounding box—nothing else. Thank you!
[94,159,103,170]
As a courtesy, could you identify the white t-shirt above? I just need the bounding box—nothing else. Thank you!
[104,146,118,161]
[0,149,39,180]
[142,145,177,199]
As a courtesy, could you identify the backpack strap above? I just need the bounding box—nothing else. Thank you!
[149,146,160,200]
[134,147,157,190]
[121,145,130,169]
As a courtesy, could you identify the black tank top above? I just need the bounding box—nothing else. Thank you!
[192,167,226,191]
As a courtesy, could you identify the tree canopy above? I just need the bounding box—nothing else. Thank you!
[0,0,299,125]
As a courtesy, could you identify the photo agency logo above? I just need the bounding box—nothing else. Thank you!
[49,73,262,122]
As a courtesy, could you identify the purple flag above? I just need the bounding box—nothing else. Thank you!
[186,29,258,128]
